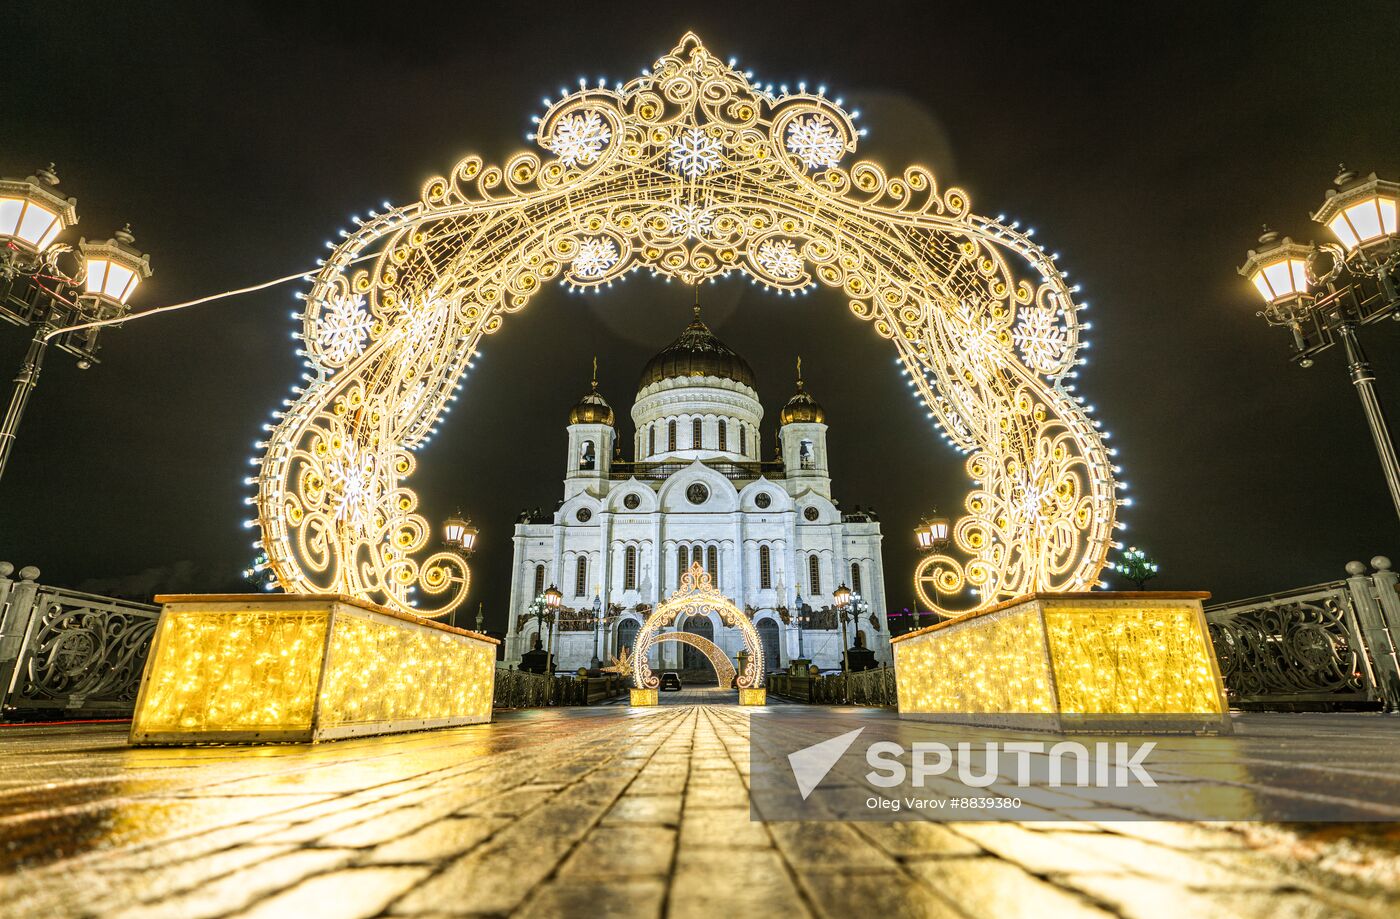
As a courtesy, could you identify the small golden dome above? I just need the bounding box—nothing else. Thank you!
[780,356,825,425]
[569,357,615,426]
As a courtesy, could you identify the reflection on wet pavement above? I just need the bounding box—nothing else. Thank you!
[0,708,1397,917]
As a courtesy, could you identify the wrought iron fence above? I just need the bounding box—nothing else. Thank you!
[769,666,898,707]
[492,669,625,708]
[1205,558,1400,711]
[0,564,161,720]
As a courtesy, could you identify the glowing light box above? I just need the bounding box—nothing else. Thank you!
[739,688,767,707]
[130,594,498,744]
[630,688,659,707]
[891,593,1229,733]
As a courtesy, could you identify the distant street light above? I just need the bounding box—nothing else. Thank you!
[0,166,152,484]
[441,511,478,556]
[1239,167,1400,522]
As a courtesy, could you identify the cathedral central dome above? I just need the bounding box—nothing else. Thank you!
[638,306,755,390]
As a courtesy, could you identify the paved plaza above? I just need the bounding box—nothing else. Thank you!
[3,703,1400,918]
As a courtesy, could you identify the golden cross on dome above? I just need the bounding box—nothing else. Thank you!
[591,355,598,388]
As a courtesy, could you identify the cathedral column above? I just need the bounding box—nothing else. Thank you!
[733,512,746,607]
[597,512,614,606]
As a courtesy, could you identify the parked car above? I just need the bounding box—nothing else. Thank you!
[659,672,683,691]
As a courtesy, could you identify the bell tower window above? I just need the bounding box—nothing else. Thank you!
[580,440,596,471]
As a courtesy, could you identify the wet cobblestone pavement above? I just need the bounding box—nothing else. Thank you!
[2,706,1400,918]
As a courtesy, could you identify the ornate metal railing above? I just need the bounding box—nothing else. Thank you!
[769,666,898,707]
[609,459,785,482]
[492,669,625,708]
[1205,559,1400,711]
[0,564,161,720]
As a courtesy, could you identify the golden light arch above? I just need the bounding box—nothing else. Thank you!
[649,633,738,689]
[634,563,763,689]
[253,33,1121,620]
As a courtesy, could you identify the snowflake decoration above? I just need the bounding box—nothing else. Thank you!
[314,292,371,365]
[573,237,620,278]
[955,304,1005,376]
[1010,457,1057,538]
[667,205,713,238]
[1012,307,1070,374]
[326,444,376,534]
[755,239,803,279]
[549,111,611,167]
[785,115,845,170]
[668,128,723,177]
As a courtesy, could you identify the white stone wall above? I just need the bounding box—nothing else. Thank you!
[503,376,888,673]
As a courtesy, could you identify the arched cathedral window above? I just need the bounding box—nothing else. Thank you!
[624,546,637,590]
[808,554,821,596]
[534,564,545,597]
[851,562,862,595]
[718,419,727,451]
[740,425,747,456]
[759,545,772,589]
[706,545,718,580]
[668,420,677,452]
[648,425,655,456]
[692,417,703,449]
[575,556,588,597]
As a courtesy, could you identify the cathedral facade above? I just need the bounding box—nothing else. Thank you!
[503,308,888,675]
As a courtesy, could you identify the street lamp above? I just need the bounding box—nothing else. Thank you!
[441,510,477,555]
[914,513,951,553]
[0,166,151,485]
[1239,167,1400,522]
[543,584,563,676]
[913,511,952,627]
[833,582,853,675]
[590,593,603,670]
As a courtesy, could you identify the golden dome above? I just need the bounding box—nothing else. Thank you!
[639,305,756,390]
[780,357,826,425]
[569,358,615,426]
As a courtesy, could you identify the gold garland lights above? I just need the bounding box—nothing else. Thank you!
[633,562,764,689]
[252,33,1121,618]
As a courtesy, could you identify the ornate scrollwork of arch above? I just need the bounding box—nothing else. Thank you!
[254,33,1119,619]
[650,632,737,688]
[633,562,764,689]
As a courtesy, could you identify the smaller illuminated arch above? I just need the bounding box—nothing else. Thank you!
[633,562,763,690]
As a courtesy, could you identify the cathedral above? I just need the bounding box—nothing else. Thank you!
[503,306,888,675]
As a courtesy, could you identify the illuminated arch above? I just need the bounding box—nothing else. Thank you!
[650,632,737,688]
[634,562,764,689]
[254,34,1119,619]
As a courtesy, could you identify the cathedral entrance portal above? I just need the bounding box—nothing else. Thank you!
[633,563,764,701]
[650,632,735,689]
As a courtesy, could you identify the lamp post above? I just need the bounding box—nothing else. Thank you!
[543,584,563,677]
[1238,167,1400,522]
[0,167,152,485]
[590,592,603,670]
[833,582,853,675]
[440,511,478,630]
[793,589,807,661]
[441,511,478,556]
[914,512,951,627]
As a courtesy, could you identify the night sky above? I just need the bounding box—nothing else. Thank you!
[2,1,1397,630]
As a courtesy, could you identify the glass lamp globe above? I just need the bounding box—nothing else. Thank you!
[1312,171,1399,253]
[79,227,152,311]
[1237,232,1312,306]
[544,584,563,608]
[0,167,77,256]
[833,582,852,609]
